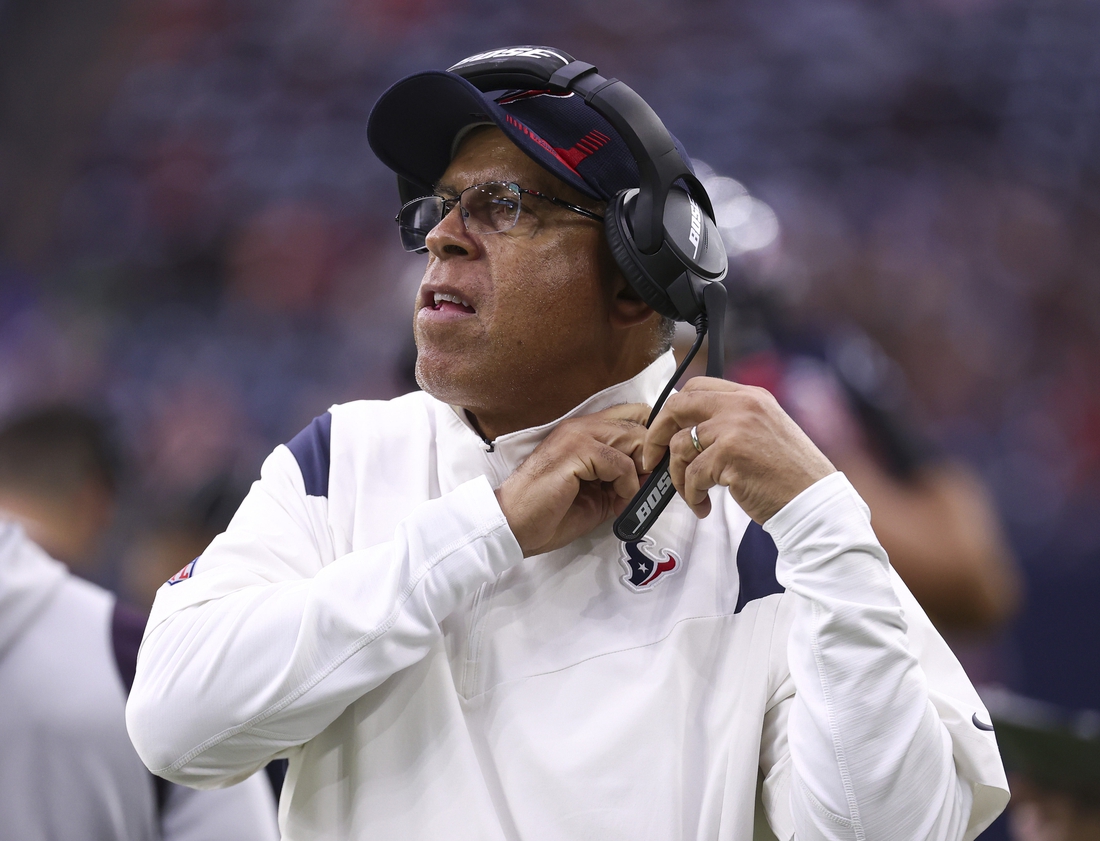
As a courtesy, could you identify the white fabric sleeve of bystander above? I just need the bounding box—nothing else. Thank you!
[759,472,1000,841]
[126,445,523,789]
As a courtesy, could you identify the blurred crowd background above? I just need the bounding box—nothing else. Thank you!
[1,0,1099,835]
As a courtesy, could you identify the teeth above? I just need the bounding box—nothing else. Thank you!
[434,292,472,308]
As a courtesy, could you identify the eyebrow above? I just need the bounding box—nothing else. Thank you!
[433,178,530,197]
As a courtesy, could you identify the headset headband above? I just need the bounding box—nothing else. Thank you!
[448,47,714,255]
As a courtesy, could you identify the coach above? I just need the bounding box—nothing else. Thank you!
[128,46,1009,840]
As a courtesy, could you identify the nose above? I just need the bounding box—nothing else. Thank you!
[425,203,480,259]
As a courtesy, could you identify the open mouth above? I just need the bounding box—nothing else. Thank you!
[431,292,475,314]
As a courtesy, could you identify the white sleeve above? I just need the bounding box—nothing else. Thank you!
[161,774,280,841]
[760,472,1002,841]
[126,446,523,788]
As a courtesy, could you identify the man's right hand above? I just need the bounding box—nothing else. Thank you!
[494,403,650,557]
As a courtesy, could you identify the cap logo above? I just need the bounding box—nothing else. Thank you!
[503,113,578,170]
[451,47,570,68]
[503,113,610,178]
[496,92,609,170]
[556,130,610,170]
[504,113,557,154]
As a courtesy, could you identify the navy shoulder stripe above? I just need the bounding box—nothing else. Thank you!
[287,411,332,497]
[111,600,149,694]
[734,520,784,614]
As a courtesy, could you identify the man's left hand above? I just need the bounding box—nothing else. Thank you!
[643,377,835,524]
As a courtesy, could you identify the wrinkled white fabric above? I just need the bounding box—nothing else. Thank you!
[0,520,279,841]
[128,353,1007,840]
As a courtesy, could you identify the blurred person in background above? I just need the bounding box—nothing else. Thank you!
[0,406,121,581]
[1009,780,1100,841]
[121,474,248,611]
[982,689,1100,841]
[724,290,1022,636]
[0,517,280,840]
[0,406,284,835]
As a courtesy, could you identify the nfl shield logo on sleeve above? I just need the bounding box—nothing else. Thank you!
[167,558,199,585]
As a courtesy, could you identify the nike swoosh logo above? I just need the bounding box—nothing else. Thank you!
[972,713,995,731]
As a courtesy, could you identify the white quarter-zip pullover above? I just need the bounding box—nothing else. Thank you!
[127,352,1008,840]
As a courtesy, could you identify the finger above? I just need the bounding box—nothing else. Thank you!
[645,383,776,460]
[593,446,643,501]
[678,376,747,394]
[581,412,649,472]
[643,391,720,469]
[574,442,641,500]
[666,427,700,501]
[552,482,623,552]
[593,402,651,427]
[683,448,720,518]
[606,420,649,471]
[611,468,642,501]
[567,422,645,477]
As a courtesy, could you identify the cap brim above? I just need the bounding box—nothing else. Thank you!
[367,70,600,200]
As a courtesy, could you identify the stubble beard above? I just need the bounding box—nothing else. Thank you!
[413,331,547,431]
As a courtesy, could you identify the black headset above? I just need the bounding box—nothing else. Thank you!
[440,45,728,326]
[420,46,730,541]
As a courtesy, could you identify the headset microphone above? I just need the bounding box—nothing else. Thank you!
[612,280,726,542]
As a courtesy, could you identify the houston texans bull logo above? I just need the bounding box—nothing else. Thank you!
[620,537,680,592]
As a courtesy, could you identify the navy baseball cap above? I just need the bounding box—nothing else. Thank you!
[367,69,647,202]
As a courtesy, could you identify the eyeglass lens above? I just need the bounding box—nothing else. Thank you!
[397,182,522,252]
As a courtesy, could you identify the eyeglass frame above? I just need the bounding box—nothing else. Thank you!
[394,180,605,253]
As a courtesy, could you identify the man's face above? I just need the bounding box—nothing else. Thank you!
[412,127,624,437]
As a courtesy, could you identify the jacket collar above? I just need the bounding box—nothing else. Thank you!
[446,351,677,478]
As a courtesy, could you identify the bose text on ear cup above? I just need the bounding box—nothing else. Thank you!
[604,187,727,322]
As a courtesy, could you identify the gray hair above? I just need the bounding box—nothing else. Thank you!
[656,315,677,355]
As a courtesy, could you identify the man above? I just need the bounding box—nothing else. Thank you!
[128,48,1010,840]
[0,518,280,840]
[0,408,284,837]
[0,407,120,578]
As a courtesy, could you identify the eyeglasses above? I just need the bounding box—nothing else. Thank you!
[395,180,604,252]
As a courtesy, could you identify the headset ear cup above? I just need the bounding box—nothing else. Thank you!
[604,191,679,320]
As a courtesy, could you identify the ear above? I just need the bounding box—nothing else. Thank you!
[608,272,656,329]
[597,236,656,329]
